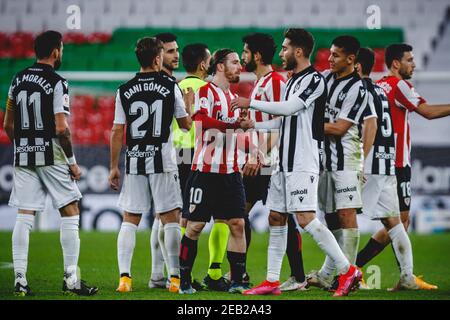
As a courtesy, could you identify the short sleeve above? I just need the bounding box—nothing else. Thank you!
[194,84,212,116]
[174,84,188,119]
[363,92,377,121]
[53,80,70,115]
[290,73,326,110]
[338,84,367,124]
[113,89,126,124]
[395,80,426,112]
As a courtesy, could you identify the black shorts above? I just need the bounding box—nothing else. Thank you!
[243,172,271,205]
[182,171,246,222]
[395,166,411,212]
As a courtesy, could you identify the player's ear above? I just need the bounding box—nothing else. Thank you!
[392,59,401,70]
[254,52,262,63]
[347,53,356,65]
[295,47,303,59]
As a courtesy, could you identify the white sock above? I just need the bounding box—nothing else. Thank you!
[60,216,80,274]
[150,218,165,280]
[267,225,288,282]
[388,223,413,277]
[304,219,350,276]
[317,228,343,280]
[158,219,170,275]
[341,228,360,265]
[117,222,138,276]
[164,222,181,277]
[12,214,35,284]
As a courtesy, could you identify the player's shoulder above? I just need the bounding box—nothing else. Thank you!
[270,71,286,83]
[320,69,332,79]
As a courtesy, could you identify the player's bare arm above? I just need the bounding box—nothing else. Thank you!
[362,117,377,159]
[3,98,14,142]
[182,87,195,117]
[324,119,353,136]
[230,96,251,111]
[415,103,450,120]
[176,115,192,131]
[55,113,81,181]
[109,123,124,190]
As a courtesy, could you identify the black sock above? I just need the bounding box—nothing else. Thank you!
[244,214,252,275]
[286,215,305,282]
[120,273,130,278]
[244,215,252,252]
[179,235,198,286]
[227,251,246,283]
[356,238,387,268]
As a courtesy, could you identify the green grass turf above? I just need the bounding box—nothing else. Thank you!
[0,231,449,300]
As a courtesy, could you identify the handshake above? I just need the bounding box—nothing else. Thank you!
[232,96,254,130]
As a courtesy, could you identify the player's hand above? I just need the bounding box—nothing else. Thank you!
[109,167,121,191]
[239,119,254,130]
[183,87,195,116]
[231,97,251,112]
[69,164,82,181]
[243,161,261,177]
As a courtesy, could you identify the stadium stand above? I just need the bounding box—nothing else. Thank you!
[0,0,449,145]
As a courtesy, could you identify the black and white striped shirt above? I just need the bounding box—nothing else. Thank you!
[114,72,188,174]
[362,78,395,175]
[322,70,368,172]
[277,66,327,173]
[8,63,70,167]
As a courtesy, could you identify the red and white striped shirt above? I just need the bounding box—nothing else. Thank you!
[246,71,286,165]
[191,82,244,174]
[377,76,426,168]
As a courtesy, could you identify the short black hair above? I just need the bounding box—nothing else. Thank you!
[208,48,235,75]
[283,28,314,58]
[135,37,163,68]
[385,43,413,68]
[242,33,276,65]
[155,32,177,43]
[34,30,62,59]
[332,35,360,56]
[356,47,375,75]
[182,43,209,73]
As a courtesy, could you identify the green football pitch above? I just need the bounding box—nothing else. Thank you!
[0,231,449,300]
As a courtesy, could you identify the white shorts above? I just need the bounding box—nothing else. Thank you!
[362,175,400,220]
[266,171,318,213]
[318,170,362,214]
[118,171,183,215]
[9,165,82,211]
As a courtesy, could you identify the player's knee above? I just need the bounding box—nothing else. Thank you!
[227,218,245,236]
[123,212,141,225]
[187,222,204,237]
[59,201,79,217]
[159,208,180,224]
[268,211,286,226]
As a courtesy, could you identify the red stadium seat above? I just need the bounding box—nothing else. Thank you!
[87,32,112,44]
[373,48,386,72]
[314,48,330,72]
[63,32,88,44]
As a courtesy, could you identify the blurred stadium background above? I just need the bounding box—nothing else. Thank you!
[0,0,450,235]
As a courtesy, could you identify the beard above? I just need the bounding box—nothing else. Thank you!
[244,57,257,72]
[54,58,61,70]
[225,68,240,83]
[284,55,297,71]
[399,67,412,80]
[164,61,177,71]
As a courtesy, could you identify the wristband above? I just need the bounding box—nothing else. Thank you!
[67,156,77,165]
